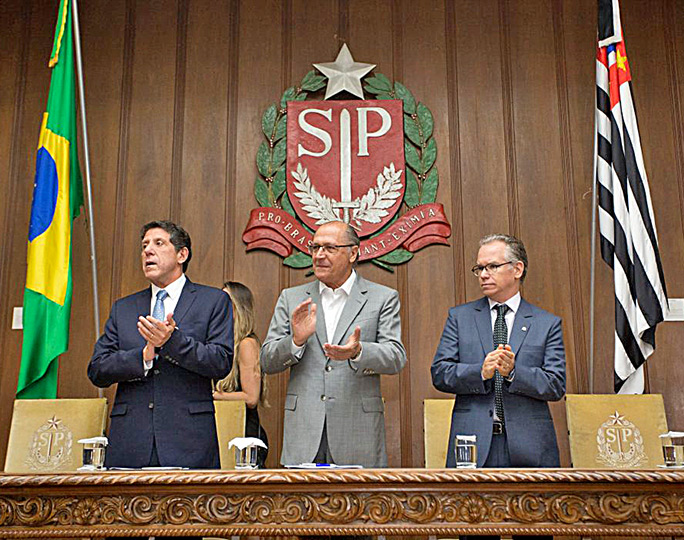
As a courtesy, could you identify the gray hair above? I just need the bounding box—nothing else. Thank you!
[343,223,361,248]
[479,233,528,282]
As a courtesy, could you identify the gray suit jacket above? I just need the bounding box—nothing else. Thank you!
[261,274,407,468]
[431,297,566,468]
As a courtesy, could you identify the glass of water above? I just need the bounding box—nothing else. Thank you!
[660,431,684,467]
[235,445,259,470]
[455,434,477,468]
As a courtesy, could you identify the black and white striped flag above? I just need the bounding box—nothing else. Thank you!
[596,0,668,393]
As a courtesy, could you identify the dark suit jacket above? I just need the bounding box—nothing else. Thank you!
[88,279,233,469]
[431,297,565,468]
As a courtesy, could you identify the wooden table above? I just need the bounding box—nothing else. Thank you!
[1,468,683,537]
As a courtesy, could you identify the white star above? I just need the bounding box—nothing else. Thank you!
[313,44,375,100]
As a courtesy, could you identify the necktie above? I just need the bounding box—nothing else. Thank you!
[152,290,168,321]
[493,303,508,425]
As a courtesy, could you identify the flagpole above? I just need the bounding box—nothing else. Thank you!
[589,88,598,396]
[71,0,102,399]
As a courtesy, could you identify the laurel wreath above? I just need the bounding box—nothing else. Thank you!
[292,162,403,228]
[595,416,647,467]
[351,163,404,227]
[291,163,339,225]
[254,70,438,271]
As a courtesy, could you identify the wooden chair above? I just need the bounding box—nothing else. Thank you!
[213,400,246,469]
[565,394,668,468]
[4,398,107,473]
[423,398,455,468]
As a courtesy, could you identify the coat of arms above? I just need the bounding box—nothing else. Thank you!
[596,410,648,468]
[243,44,451,270]
[25,415,73,471]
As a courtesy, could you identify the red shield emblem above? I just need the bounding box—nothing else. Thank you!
[286,100,405,236]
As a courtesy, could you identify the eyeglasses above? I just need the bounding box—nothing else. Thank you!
[471,261,514,277]
[308,243,355,255]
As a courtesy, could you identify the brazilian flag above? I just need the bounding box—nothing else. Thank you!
[17,0,83,398]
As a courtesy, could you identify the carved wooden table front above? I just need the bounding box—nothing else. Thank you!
[1,468,684,537]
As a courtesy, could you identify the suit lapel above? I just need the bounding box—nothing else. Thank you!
[137,288,152,317]
[509,298,533,353]
[332,275,368,345]
[474,297,494,354]
[134,289,152,347]
[172,279,197,325]
[307,281,328,347]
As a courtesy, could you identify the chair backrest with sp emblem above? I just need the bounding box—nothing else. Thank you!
[4,398,107,473]
[565,394,668,469]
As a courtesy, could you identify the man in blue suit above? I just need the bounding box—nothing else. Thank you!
[88,220,233,469]
[432,233,565,469]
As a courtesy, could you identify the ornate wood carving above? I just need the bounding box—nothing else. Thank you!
[1,469,684,537]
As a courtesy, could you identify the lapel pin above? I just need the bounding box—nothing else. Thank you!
[522,326,527,332]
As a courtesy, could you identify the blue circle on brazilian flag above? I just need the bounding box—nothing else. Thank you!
[29,147,58,241]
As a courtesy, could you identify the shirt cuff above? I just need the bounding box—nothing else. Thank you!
[291,339,306,358]
[143,357,154,376]
[505,368,516,382]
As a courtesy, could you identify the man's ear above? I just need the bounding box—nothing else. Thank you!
[350,246,359,264]
[513,261,524,279]
[177,246,189,265]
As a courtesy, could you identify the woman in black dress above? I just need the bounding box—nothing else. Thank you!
[213,281,268,468]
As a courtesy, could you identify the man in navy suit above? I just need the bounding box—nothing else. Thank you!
[432,233,565,468]
[88,220,233,469]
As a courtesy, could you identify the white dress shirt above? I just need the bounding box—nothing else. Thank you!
[144,274,187,371]
[292,271,360,359]
[485,291,520,393]
[487,291,520,342]
[319,270,356,342]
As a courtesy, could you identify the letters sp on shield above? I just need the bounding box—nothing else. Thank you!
[286,100,405,237]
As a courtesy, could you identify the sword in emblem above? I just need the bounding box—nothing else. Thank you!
[332,109,360,224]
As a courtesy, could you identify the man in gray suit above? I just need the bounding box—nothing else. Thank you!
[431,234,565,471]
[261,221,407,468]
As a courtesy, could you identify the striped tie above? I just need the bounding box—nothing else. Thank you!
[493,304,508,425]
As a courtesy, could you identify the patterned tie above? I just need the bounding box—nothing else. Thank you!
[152,290,168,321]
[493,303,508,425]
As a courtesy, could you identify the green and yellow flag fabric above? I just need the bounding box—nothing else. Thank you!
[17,0,83,398]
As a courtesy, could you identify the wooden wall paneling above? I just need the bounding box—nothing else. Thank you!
[560,0,598,396]
[452,1,511,300]
[664,0,684,426]
[507,0,575,332]
[0,0,31,470]
[623,0,684,423]
[58,0,128,402]
[348,0,404,467]
[0,0,25,270]
[394,0,452,468]
[669,0,684,260]
[118,0,178,297]
[108,0,136,316]
[0,0,56,468]
[169,0,188,224]
[506,0,577,465]
[222,0,240,284]
[233,0,287,468]
[553,0,596,471]
[178,0,232,289]
[421,0,512,465]
[550,0,587,397]
[287,0,339,293]
[275,0,294,469]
